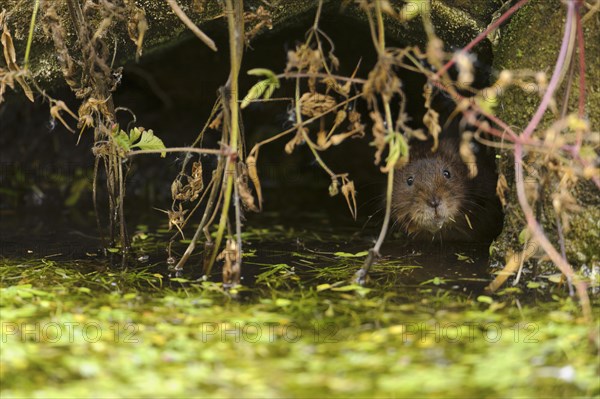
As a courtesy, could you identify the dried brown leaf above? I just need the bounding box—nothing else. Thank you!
[1,24,34,102]
[362,55,400,104]
[341,179,357,220]
[238,178,259,212]
[330,128,364,146]
[245,6,273,43]
[328,178,339,196]
[334,110,347,125]
[322,76,348,97]
[459,132,478,178]
[370,111,386,165]
[167,204,188,239]
[299,92,336,117]
[219,238,240,286]
[78,97,111,128]
[317,130,329,149]
[286,44,323,92]
[285,128,306,154]
[426,37,445,69]
[209,111,223,130]
[50,100,78,133]
[127,6,148,61]
[171,179,184,201]
[328,52,340,70]
[246,156,262,210]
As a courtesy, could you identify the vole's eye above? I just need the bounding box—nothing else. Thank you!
[407,176,414,186]
[442,169,451,179]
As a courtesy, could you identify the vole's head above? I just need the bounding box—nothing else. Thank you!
[392,149,468,236]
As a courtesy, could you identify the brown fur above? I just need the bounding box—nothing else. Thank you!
[392,139,502,242]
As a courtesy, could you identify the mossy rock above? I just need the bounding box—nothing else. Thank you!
[444,0,504,25]
[2,0,328,87]
[1,0,501,90]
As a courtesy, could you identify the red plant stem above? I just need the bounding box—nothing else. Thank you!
[521,2,574,139]
[514,146,591,321]
[575,2,586,147]
[433,0,531,79]
[513,1,591,322]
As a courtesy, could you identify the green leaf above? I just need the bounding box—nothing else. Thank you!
[16,289,33,298]
[170,278,190,283]
[131,129,167,157]
[129,127,142,143]
[275,298,292,307]
[547,274,563,284]
[455,253,474,263]
[331,284,362,291]
[518,228,530,244]
[241,80,268,109]
[477,295,494,304]
[113,129,131,152]
[263,81,277,100]
[247,68,278,80]
[65,177,90,207]
[334,251,369,258]
[419,277,446,286]
[331,284,371,296]
[316,283,331,292]
[475,93,498,115]
[14,285,51,298]
[241,68,280,109]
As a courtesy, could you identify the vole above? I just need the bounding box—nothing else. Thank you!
[392,138,502,242]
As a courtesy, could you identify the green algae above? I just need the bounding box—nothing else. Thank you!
[1,225,598,398]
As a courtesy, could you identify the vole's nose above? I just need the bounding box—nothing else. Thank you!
[427,197,441,209]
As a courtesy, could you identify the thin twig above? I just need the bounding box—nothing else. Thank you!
[118,153,128,265]
[24,0,40,70]
[554,214,574,296]
[166,0,218,52]
[374,0,385,54]
[127,147,225,157]
[277,72,367,84]
[92,156,107,251]
[206,0,244,279]
[231,164,243,285]
[354,1,403,284]
[173,164,223,273]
